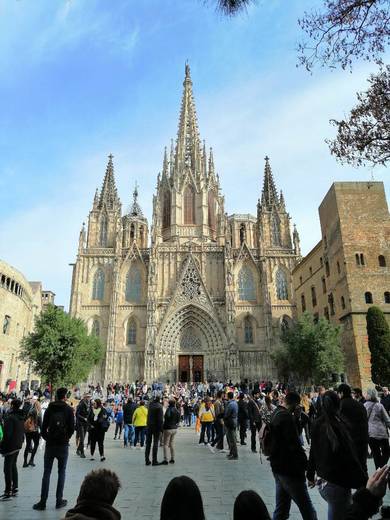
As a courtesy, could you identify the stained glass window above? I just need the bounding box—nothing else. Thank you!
[276,269,288,300]
[184,186,195,224]
[100,215,108,246]
[127,318,136,344]
[92,269,105,300]
[244,317,253,344]
[126,266,142,303]
[238,265,256,301]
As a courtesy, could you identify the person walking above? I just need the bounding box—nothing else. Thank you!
[0,398,25,501]
[133,400,148,448]
[162,399,180,465]
[365,388,390,469]
[75,393,90,458]
[269,391,317,520]
[237,393,249,446]
[381,387,390,414]
[338,383,368,472]
[88,399,109,462]
[113,404,124,440]
[248,393,262,453]
[33,387,75,511]
[224,391,238,460]
[145,395,163,466]
[23,398,42,467]
[307,390,367,520]
[123,397,137,447]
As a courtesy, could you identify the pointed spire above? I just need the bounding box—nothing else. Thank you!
[293,224,301,256]
[93,188,99,209]
[202,141,207,179]
[99,154,120,210]
[279,190,286,211]
[169,139,175,178]
[130,182,143,217]
[208,147,215,178]
[78,222,86,252]
[162,147,169,177]
[261,156,279,209]
[175,63,201,172]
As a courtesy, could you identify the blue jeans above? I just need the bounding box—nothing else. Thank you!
[273,472,318,520]
[40,444,69,503]
[318,481,351,520]
[134,426,146,447]
[123,424,135,446]
[199,422,212,444]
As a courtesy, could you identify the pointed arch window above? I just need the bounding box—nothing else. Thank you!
[127,318,137,345]
[271,213,281,246]
[99,215,108,247]
[125,265,142,303]
[92,269,105,300]
[276,269,288,300]
[208,191,216,230]
[184,185,195,224]
[91,319,100,337]
[238,265,256,301]
[244,316,254,344]
[163,190,171,229]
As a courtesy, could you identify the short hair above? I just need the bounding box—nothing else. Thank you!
[139,400,145,406]
[367,387,378,401]
[56,387,67,401]
[337,383,352,397]
[94,398,102,408]
[11,398,21,411]
[78,469,121,505]
[234,490,271,520]
[227,391,234,399]
[284,391,301,407]
[161,476,205,520]
[353,387,363,396]
[217,390,223,398]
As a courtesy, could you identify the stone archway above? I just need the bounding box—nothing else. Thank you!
[156,304,226,382]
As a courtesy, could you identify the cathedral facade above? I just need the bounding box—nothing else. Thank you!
[69,65,301,385]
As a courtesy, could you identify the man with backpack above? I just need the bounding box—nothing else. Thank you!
[33,387,74,511]
[268,391,317,520]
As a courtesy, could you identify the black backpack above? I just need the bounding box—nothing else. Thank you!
[48,410,68,443]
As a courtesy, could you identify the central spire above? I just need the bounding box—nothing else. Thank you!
[261,156,279,208]
[99,154,120,210]
[175,63,202,173]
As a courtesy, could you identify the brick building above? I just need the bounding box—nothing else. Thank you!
[292,182,390,388]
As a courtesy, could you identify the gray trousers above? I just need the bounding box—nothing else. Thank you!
[225,426,238,457]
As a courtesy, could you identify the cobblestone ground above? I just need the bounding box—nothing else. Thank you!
[1,425,387,520]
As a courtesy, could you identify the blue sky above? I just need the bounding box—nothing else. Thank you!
[0,0,387,308]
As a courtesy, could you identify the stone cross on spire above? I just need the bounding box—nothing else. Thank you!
[99,153,120,209]
[175,63,201,174]
[261,156,279,208]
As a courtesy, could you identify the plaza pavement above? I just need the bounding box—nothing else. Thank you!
[1,425,387,520]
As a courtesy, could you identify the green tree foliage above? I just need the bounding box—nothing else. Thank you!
[272,312,344,387]
[366,306,390,385]
[20,304,103,392]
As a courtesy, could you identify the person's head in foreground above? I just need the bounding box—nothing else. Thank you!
[160,476,205,520]
[233,490,271,520]
[64,469,121,520]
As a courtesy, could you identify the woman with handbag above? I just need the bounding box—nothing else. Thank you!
[88,399,109,462]
[365,388,390,469]
[23,399,42,467]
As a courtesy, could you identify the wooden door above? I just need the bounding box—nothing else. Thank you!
[178,355,190,382]
[192,355,203,382]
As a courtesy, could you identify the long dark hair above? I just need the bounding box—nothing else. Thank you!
[234,490,271,520]
[321,390,344,452]
[160,476,205,520]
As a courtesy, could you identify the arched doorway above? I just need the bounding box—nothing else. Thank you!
[157,304,225,382]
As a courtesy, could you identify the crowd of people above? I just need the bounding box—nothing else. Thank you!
[1,379,390,519]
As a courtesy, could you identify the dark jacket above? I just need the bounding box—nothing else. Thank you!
[76,399,90,424]
[340,397,369,445]
[237,399,249,423]
[248,398,262,424]
[344,488,381,520]
[63,499,121,520]
[381,394,390,413]
[307,416,367,489]
[88,408,109,432]
[0,409,25,455]
[147,401,164,432]
[41,400,75,446]
[163,405,180,430]
[269,407,307,477]
[123,402,137,424]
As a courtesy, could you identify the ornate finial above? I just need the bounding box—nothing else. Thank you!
[265,155,269,162]
[185,61,191,80]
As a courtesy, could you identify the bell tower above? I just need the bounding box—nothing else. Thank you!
[152,64,225,246]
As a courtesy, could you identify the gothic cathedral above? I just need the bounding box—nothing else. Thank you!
[69,65,301,385]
